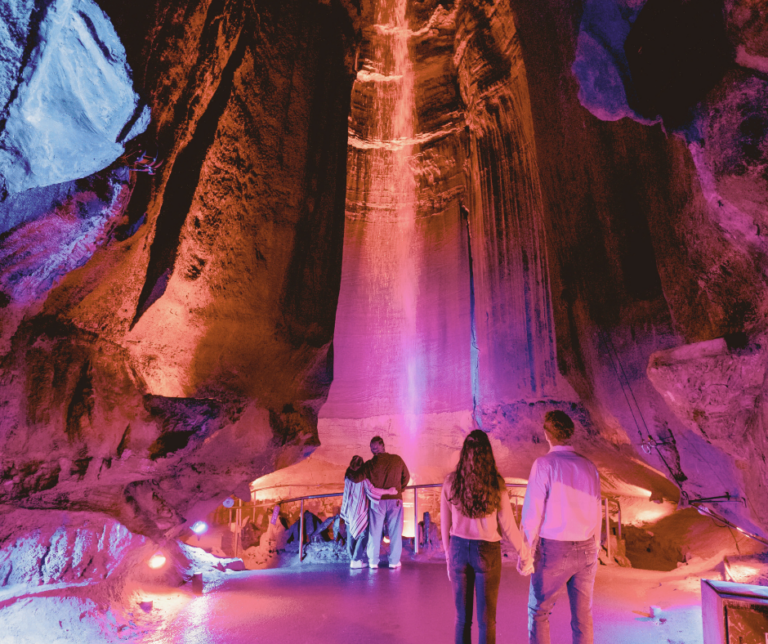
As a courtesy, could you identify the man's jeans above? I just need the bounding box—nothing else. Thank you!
[367,498,404,566]
[449,536,502,644]
[528,538,598,644]
[347,526,368,562]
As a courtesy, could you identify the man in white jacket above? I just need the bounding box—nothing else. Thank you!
[519,410,602,644]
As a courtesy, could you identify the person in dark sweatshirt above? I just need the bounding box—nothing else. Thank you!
[362,435,410,568]
[341,455,397,569]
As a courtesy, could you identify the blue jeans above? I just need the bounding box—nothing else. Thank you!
[367,498,404,566]
[347,526,368,562]
[449,536,502,644]
[528,538,598,644]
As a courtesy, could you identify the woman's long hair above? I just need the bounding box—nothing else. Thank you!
[449,430,503,518]
[345,455,364,479]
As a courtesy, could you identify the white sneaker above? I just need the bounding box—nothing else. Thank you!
[369,562,379,569]
[350,560,365,569]
[388,561,402,569]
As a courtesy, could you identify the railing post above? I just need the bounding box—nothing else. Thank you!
[604,498,611,562]
[299,499,305,562]
[235,501,241,558]
[414,487,419,555]
[615,499,622,543]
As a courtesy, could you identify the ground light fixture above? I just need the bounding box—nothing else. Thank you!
[148,552,167,569]
[190,521,208,535]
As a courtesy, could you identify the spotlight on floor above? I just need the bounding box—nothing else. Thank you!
[191,521,208,535]
[148,552,167,569]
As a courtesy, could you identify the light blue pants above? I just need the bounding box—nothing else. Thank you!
[367,498,404,566]
[347,526,369,562]
[528,538,598,644]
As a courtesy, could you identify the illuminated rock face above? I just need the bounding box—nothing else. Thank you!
[511,0,768,534]
[318,0,670,502]
[0,0,150,195]
[0,0,357,543]
[1,0,768,575]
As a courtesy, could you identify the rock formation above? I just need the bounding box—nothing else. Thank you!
[511,0,768,533]
[0,0,150,194]
[1,0,768,598]
[1,0,359,550]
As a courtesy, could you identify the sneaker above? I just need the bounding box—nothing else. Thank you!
[388,562,402,569]
[350,560,365,569]
[369,562,379,569]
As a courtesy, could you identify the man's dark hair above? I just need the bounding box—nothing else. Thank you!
[370,436,385,450]
[544,410,575,442]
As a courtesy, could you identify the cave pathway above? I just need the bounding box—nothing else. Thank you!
[143,563,703,643]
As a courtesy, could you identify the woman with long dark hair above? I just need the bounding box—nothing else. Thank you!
[441,430,522,644]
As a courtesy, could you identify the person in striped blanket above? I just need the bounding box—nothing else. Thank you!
[341,455,398,569]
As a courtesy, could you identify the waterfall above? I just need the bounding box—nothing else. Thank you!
[320,0,473,490]
[354,0,424,436]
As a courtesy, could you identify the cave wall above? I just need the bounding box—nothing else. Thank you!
[1,0,768,575]
[508,0,768,534]
[0,0,359,543]
[456,0,564,406]
[305,0,768,540]
[305,0,676,504]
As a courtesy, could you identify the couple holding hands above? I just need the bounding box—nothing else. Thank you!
[442,410,602,644]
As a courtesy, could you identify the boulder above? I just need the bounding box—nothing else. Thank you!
[647,338,766,446]
[0,0,149,195]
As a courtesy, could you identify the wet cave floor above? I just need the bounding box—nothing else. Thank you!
[138,562,703,644]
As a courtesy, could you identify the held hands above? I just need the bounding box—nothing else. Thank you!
[516,554,534,577]
[387,487,398,495]
[517,537,535,576]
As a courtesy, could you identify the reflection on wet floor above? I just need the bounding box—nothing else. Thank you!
[141,563,703,644]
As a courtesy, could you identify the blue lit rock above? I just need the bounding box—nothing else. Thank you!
[0,0,149,195]
[0,510,144,586]
[0,0,35,113]
[0,166,133,307]
[571,0,646,123]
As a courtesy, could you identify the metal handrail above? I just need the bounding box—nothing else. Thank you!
[238,482,621,562]
[259,482,528,506]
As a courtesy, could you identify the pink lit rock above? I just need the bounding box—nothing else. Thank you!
[648,338,766,445]
[647,338,768,531]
